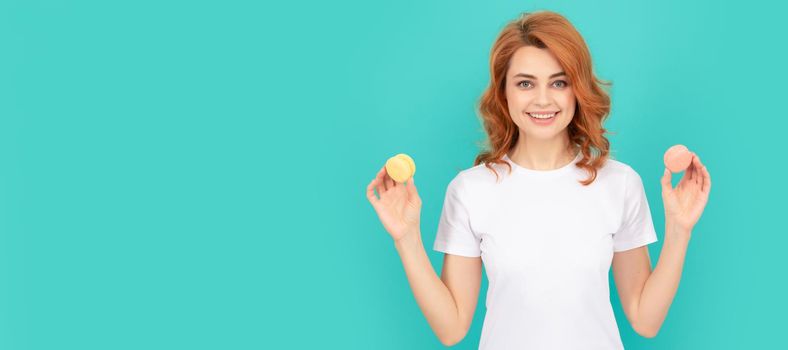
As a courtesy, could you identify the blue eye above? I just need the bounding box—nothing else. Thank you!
[517,80,568,88]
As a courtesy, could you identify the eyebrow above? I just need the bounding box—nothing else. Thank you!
[513,72,566,79]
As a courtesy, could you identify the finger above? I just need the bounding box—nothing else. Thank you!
[678,164,692,189]
[406,176,420,202]
[687,153,698,183]
[688,163,697,187]
[702,165,711,194]
[384,172,394,190]
[678,163,694,190]
[692,154,701,185]
[689,157,697,183]
[698,165,705,194]
[661,168,672,194]
[367,179,379,203]
[375,166,387,194]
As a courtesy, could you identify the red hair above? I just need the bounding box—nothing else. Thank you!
[474,11,614,185]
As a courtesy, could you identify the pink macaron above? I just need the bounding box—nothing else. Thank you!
[664,144,694,173]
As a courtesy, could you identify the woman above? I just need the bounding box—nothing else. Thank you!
[366,10,710,349]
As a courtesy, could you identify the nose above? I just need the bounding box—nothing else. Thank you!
[535,85,552,107]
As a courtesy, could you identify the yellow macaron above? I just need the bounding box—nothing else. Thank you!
[385,153,416,183]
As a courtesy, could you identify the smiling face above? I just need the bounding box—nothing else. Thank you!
[505,45,576,142]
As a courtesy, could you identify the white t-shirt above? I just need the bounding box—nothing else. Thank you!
[433,151,658,350]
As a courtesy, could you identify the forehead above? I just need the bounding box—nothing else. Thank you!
[507,46,563,77]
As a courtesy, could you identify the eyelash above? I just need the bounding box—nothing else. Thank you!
[517,80,568,89]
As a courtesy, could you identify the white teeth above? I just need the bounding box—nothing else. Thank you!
[528,112,557,119]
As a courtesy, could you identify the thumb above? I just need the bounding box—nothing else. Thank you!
[660,168,672,195]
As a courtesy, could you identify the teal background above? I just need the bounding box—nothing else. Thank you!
[1,0,785,348]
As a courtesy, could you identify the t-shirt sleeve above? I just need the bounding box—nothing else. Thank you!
[432,174,482,257]
[613,167,659,252]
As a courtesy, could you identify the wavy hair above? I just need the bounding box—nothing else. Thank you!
[474,10,614,185]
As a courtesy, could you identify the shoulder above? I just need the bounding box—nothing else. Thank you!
[601,157,647,194]
[439,160,507,202]
[451,160,511,187]
[596,155,646,179]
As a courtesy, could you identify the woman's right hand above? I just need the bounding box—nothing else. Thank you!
[366,165,422,242]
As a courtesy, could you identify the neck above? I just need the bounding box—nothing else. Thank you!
[507,132,578,170]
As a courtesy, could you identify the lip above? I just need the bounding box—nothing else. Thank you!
[527,110,560,114]
[527,111,559,125]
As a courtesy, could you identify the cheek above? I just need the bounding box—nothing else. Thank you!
[514,93,535,108]
[560,94,576,113]
[506,94,526,113]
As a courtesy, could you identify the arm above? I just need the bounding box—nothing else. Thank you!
[636,225,690,337]
[614,153,711,338]
[366,165,483,345]
[612,224,690,338]
[394,231,483,346]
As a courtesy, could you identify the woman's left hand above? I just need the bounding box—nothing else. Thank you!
[660,152,712,237]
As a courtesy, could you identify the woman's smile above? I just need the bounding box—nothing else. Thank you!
[527,110,559,125]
